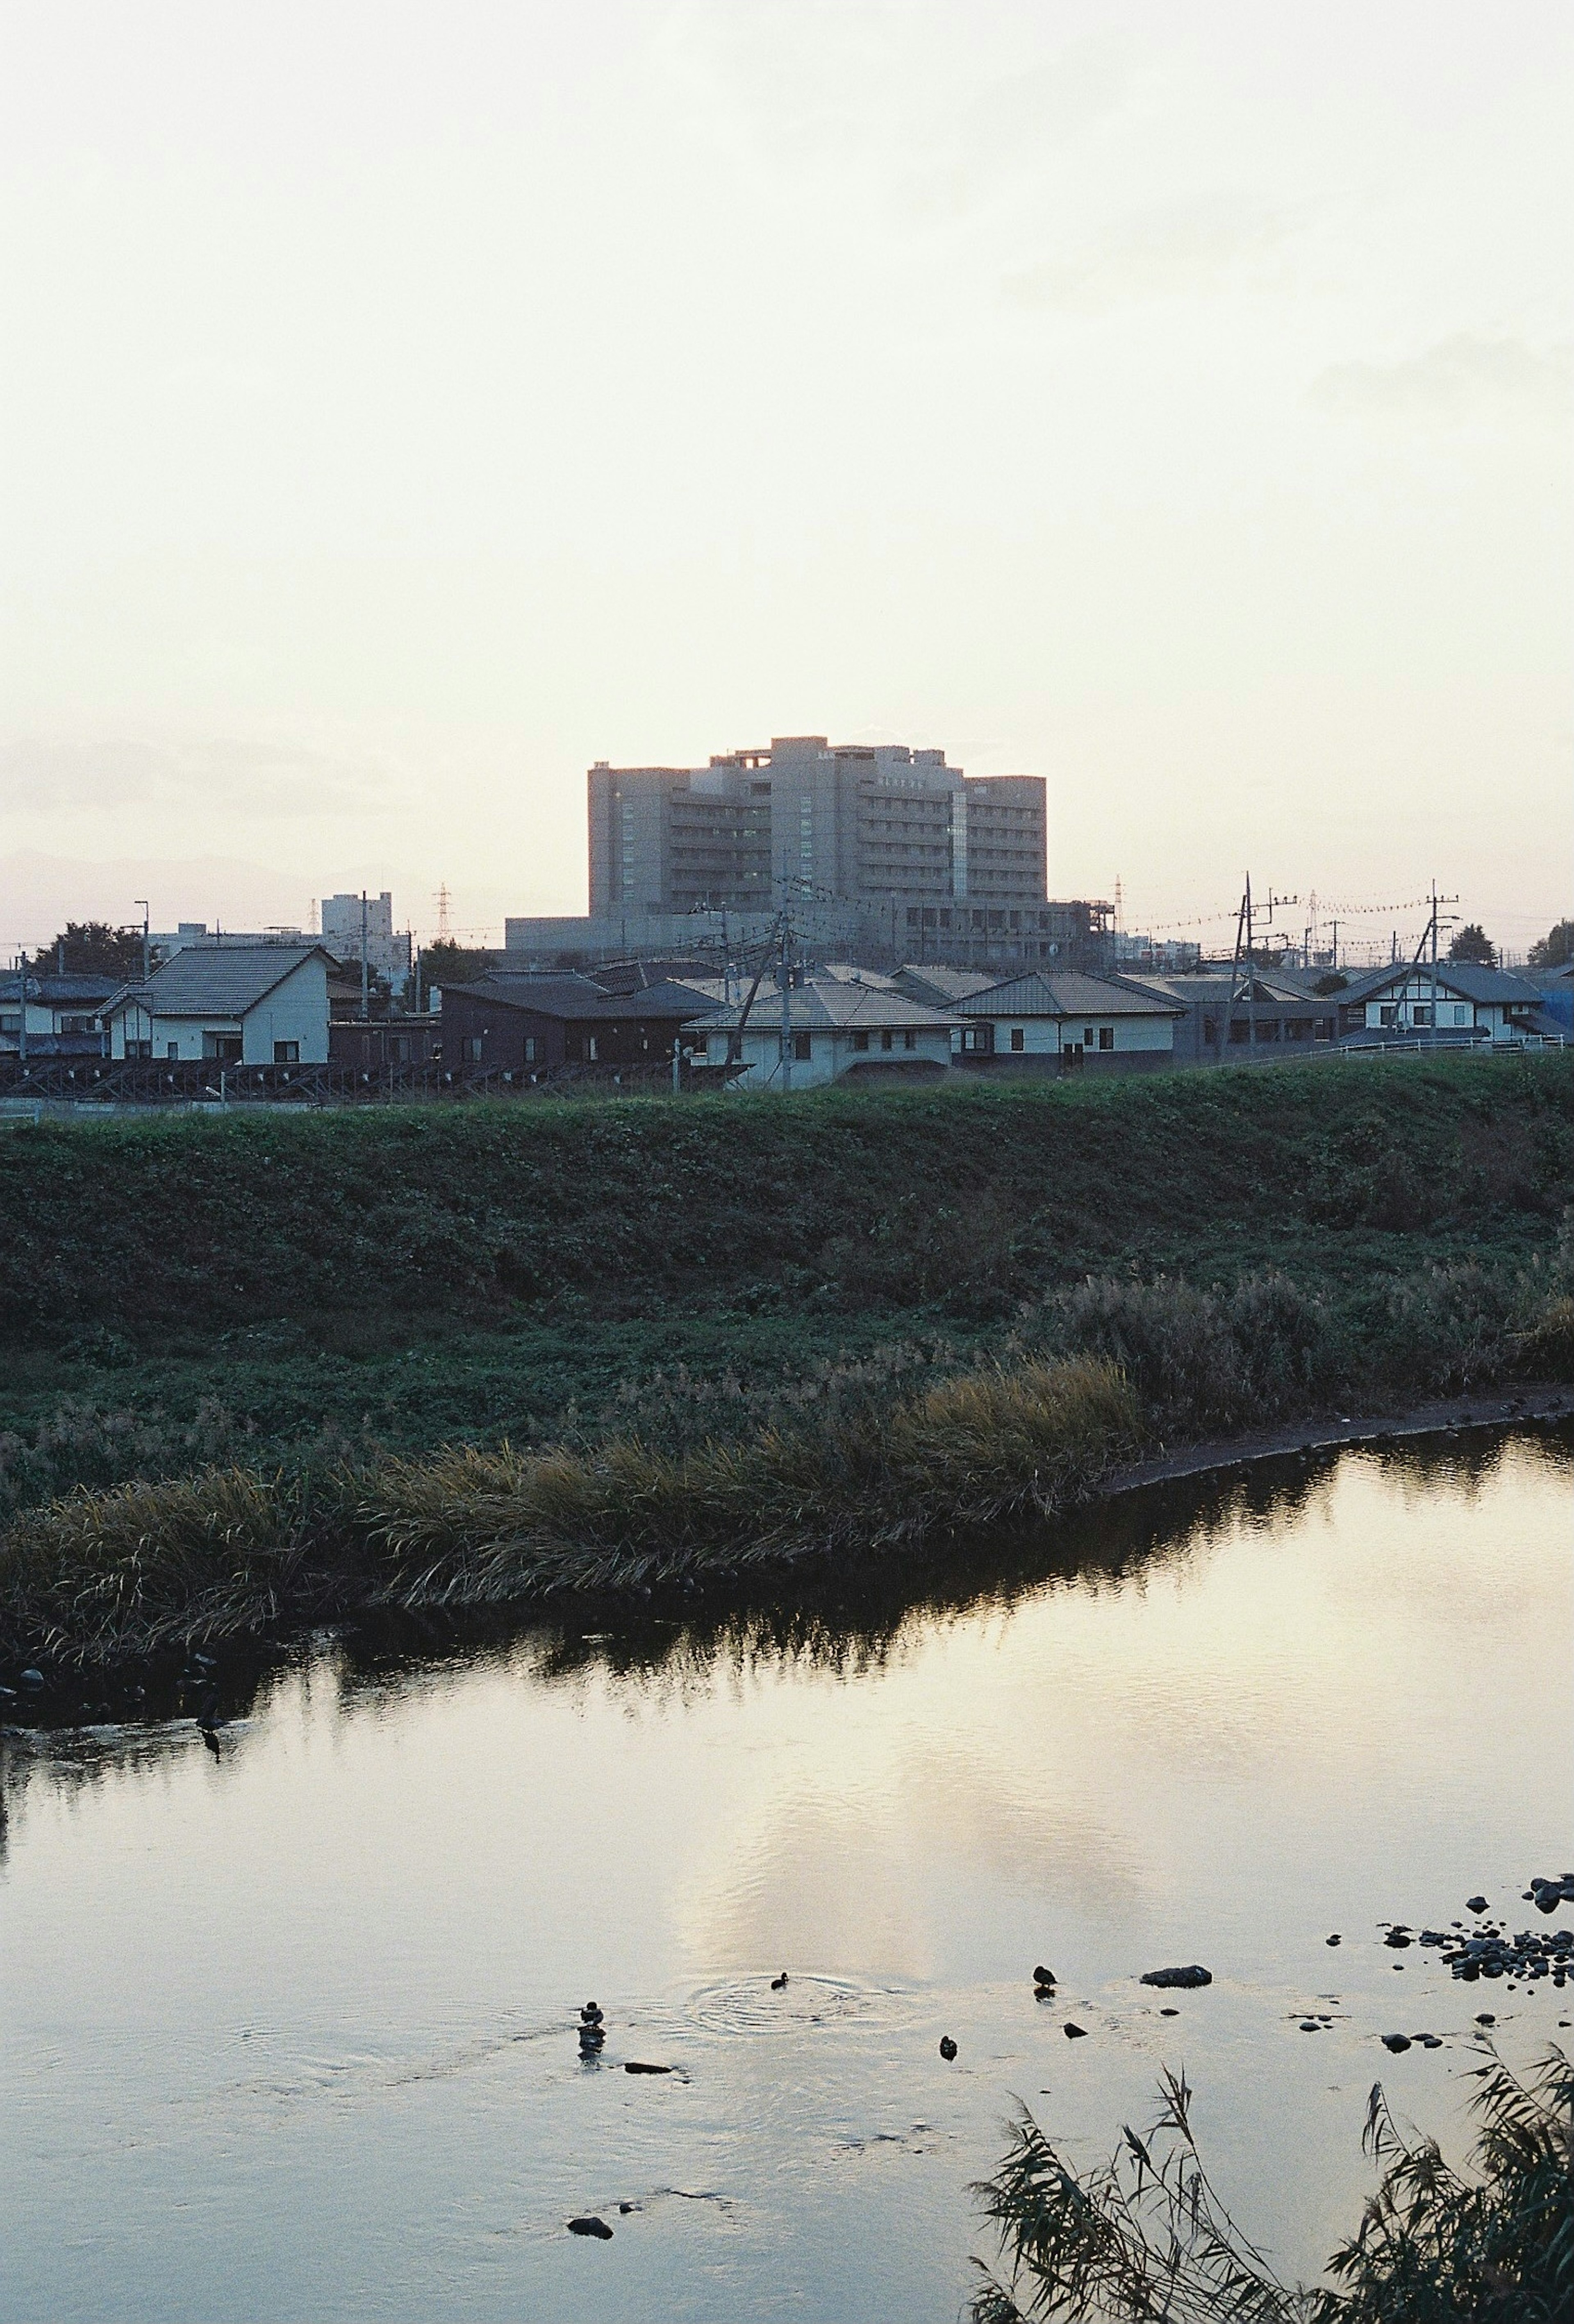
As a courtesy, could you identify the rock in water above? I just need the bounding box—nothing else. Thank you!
[938,2036,958,2061]
[567,2216,614,2240]
[1381,2034,1413,2054]
[1466,1896,1489,1913]
[1064,2022,1089,2039]
[624,2062,673,2075]
[1140,1965,1212,1989]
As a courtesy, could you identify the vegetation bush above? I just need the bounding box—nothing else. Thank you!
[969,2042,1573,2322]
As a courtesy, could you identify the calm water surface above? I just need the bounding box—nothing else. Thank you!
[4,1433,1572,2321]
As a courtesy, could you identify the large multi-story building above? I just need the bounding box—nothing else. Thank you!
[587,736,1047,919]
[320,892,412,990]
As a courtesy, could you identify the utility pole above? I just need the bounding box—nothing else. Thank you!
[779,907,793,1093]
[359,890,370,1020]
[1331,920,1339,974]
[135,900,150,983]
[16,955,27,1067]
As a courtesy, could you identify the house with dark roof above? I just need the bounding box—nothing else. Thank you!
[686,977,958,1088]
[1336,962,1558,1045]
[957,970,1185,1072]
[104,944,333,1065]
[0,971,121,1059]
[1137,968,1342,1063]
[439,973,724,1078]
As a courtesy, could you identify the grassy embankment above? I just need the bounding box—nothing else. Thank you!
[1,1053,1571,1660]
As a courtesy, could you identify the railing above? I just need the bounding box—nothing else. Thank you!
[0,1056,714,1108]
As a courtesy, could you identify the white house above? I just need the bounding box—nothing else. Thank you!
[958,970,1185,1070]
[1347,963,1554,1044]
[105,944,333,1065]
[688,976,958,1090]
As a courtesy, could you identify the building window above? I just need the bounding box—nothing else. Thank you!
[462,1036,483,1063]
[1453,1004,1469,1026]
[903,1030,916,1050]
[166,1042,179,1061]
[793,1030,812,1061]
[1009,1026,1025,1052]
[587,1035,598,1062]
[1202,1017,1217,1045]
[881,1028,894,1052]
[523,1036,538,1063]
[851,1030,870,1052]
[1098,1026,1114,1051]
[1412,1004,1432,1027]
[126,1039,152,1059]
[273,1040,299,1065]
[1379,1004,1398,1027]
[1083,1027,1094,1048]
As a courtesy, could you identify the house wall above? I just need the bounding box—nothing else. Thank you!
[704,1023,953,1089]
[239,957,331,1063]
[964,1012,1177,1066]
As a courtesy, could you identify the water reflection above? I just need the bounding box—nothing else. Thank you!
[3,1427,1571,2324]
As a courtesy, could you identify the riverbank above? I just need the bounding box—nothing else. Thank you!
[1,1053,1570,1671]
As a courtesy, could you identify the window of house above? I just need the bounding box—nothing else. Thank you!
[881,1028,894,1051]
[587,1034,598,1061]
[1315,1018,1333,1040]
[903,1030,916,1050]
[1412,1004,1432,1027]
[462,1036,483,1063]
[1098,1026,1114,1050]
[1379,1004,1398,1027]
[794,1030,812,1061]
[1010,1027,1025,1052]
[166,1042,179,1061]
[1229,1019,1250,1043]
[126,1039,152,1059]
[1453,1004,1469,1026]
[852,1029,870,1052]
[1083,1027,1094,1047]
[273,1040,299,1065]
[1287,1018,1311,1042]
[1203,1017,1217,1045]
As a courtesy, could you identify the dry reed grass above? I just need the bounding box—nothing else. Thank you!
[0,1355,1140,1659]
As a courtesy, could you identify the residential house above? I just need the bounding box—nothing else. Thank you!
[1140,968,1341,1063]
[888,963,1001,1011]
[105,944,333,1064]
[439,974,723,1077]
[0,971,119,1058]
[1337,962,1556,1044]
[689,977,958,1089]
[957,970,1184,1071]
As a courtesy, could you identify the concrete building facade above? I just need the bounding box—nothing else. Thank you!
[320,892,412,989]
[587,736,1047,920]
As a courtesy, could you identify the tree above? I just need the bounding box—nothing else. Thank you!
[1312,972,1348,995]
[1448,923,1497,967]
[1528,920,1574,972]
[28,922,148,979]
[422,939,503,990]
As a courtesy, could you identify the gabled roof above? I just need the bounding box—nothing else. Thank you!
[107,943,332,1021]
[450,972,720,1022]
[691,977,960,1032]
[960,970,1185,1019]
[891,964,1001,1005]
[1349,961,1543,1006]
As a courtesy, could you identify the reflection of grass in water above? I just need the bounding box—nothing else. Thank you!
[969,2043,1573,2322]
[0,1356,1140,1662]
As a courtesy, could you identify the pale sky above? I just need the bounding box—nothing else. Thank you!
[2,0,1569,957]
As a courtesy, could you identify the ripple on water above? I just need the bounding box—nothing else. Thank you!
[682,1975,917,2038]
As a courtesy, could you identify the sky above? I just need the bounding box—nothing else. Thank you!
[1,0,1569,958]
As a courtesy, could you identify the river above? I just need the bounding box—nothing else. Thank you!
[4,1428,1571,2321]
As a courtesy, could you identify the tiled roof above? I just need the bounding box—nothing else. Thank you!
[693,978,960,1031]
[109,944,330,1020]
[961,971,1184,1018]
